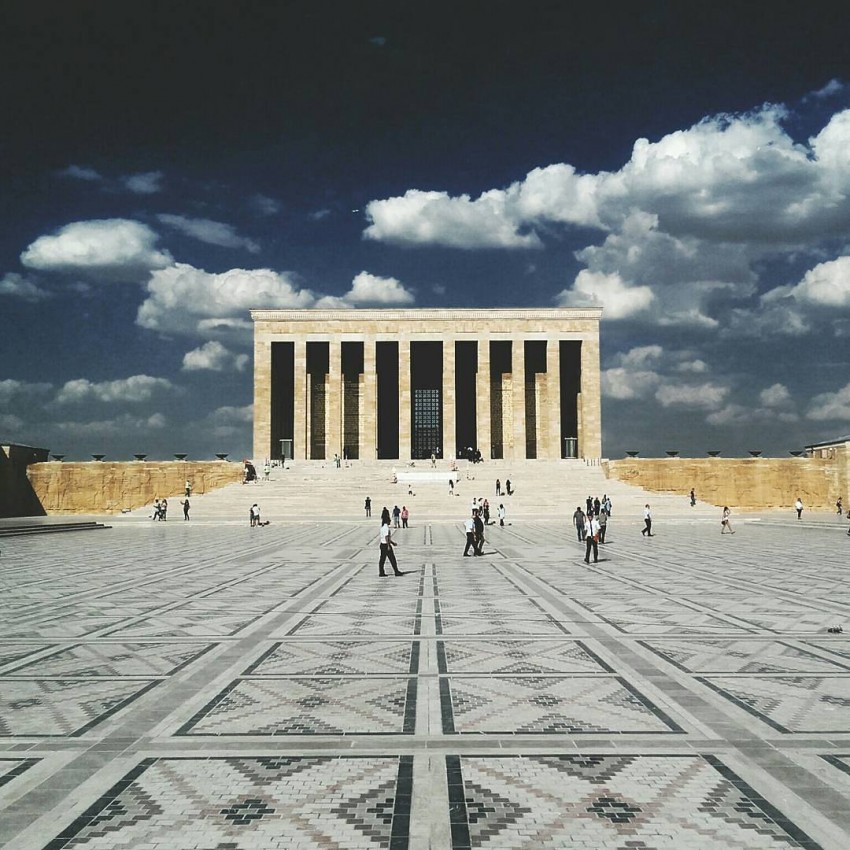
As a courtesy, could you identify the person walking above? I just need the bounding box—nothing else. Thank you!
[498,503,506,527]
[185,479,192,497]
[392,505,401,528]
[463,512,477,556]
[505,479,512,496]
[152,498,161,521]
[584,512,600,563]
[721,506,735,534]
[401,506,409,528]
[160,498,168,521]
[181,498,190,521]
[364,496,371,517]
[496,478,501,497]
[379,513,403,577]
[641,504,653,537]
[837,496,843,515]
[473,508,485,555]
[598,508,608,543]
[690,488,696,507]
[795,497,803,520]
[250,504,260,527]
[573,506,586,542]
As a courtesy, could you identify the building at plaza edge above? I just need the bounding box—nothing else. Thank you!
[251,308,603,463]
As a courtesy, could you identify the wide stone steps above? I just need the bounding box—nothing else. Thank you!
[124,460,719,524]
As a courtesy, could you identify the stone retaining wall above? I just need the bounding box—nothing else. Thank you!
[604,454,847,510]
[26,461,243,515]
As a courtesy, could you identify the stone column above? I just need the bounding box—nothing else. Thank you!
[442,338,455,460]
[398,337,411,460]
[580,336,602,458]
[511,338,526,460]
[546,338,562,460]
[293,337,307,460]
[252,335,271,461]
[361,338,377,461]
[476,338,491,460]
[327,340,342,461]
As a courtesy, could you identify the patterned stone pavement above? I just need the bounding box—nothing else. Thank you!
[1,513,850,848]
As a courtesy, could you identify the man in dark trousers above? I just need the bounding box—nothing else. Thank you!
[473,509,485,555]
[379,512,403,577]
[584,512,600,563]
[463,512,477,556]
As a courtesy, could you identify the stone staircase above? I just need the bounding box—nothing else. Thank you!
[124,459,720,525]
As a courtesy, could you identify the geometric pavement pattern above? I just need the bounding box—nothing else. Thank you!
[2,513,850,848]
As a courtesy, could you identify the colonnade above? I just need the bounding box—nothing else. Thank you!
[251,309,602,462]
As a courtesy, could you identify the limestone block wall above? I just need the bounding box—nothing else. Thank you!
[27,461,243,515]
[604,457,845,510]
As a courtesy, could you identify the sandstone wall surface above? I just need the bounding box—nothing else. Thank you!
[26,461,242,515]
[604,456,845,510]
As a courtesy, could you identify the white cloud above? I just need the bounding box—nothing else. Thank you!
[655,382,729,410]
[55,375,174,405]
[556,270,653,319]
[157,214,260,253]
[364,188,542,249]
[206,404,253,438]
[759,383,793,407]
[806,383,850,421]
[137,263,316,337]
[182,341,249,372]
[21,219,172,279]
[0,379,53,405]
[122,171,164,194]
[251,194,281,216]
[52,412,167,438]
[0,272,50,301]
[783,256,850,307]
[0,413,25,432]
[601,367,661,400]
[58,164,102,181]
[341,271,415,306]
[676,359,708,373]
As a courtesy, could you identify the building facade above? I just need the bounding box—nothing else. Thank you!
[251,308,602,462]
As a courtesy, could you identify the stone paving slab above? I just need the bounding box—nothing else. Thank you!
[1,515,850,848]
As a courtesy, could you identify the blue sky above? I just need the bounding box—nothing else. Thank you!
[2,2,850,460]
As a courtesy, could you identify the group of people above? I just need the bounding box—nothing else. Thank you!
[151,498,168,521]
[572,495,613,564]
[390,505,410,528]
[463,508,486,556]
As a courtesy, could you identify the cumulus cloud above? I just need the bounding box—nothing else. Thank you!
[341,271,415,306]
[122,171,164,194]
[58,164,102,181]
[205,404,253,438]
[364,188,542,249]
[365,98,850,333]
[555,270,653,319]
[157,214,260,253]
[0,379,53,405]
[806,383,850,421]
[759,383,793,407]
[137,263,316,337]
[780,256,850,307]
[52,412,167,438]
[0,272,50,300]
[182,341,249,372]
[655,382,730,410]
[55,375,174,405]
[601,367,661,401]
[21,219,172,279]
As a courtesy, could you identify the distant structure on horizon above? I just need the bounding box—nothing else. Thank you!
[250,308,602,462]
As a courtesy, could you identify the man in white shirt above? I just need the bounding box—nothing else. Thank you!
[463,513,477,556]
[584,513,600,563]
[642,504,653,537]
[379,519,403,577]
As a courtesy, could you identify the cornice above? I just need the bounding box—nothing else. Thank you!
[250,307,603,322]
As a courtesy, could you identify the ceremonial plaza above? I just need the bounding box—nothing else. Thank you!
[2,309,850,849]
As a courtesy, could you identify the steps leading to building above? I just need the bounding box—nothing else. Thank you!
[124,459,719,524]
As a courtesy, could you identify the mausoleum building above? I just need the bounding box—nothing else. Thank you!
[251,308,602,462]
